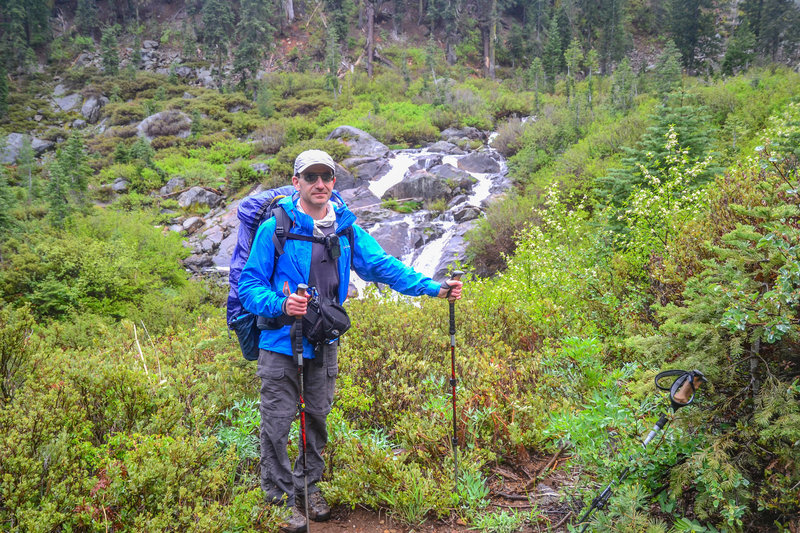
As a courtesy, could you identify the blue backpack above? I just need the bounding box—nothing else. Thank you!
[227,186,354,361]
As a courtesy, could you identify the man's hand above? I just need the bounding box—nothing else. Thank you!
[284,292,310,316]
[438,279,463,300]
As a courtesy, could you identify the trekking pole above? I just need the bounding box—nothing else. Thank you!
[576,369,707,533]
[445,270,464,493]
[293,284,310,531]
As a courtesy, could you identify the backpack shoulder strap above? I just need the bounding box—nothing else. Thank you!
[272,205,293,258]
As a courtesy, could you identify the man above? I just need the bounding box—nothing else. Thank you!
[238,149,463,533]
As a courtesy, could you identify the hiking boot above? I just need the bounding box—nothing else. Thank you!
[279,506,307,533]
[297,491,331,522]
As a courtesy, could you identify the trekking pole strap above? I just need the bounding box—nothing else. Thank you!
[655,369,707,411]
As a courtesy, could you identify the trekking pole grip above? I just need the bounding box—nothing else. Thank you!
[294,284,308,367]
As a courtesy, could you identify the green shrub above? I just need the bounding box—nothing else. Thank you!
[106,101,146,125]
[270,139,350,180]
[252,121,288,154]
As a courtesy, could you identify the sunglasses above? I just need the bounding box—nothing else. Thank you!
[300,172,335,184]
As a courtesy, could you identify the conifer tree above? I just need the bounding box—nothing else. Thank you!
[0,64,8,118]
[17,135,36,202]
[75,0,99,36]
[722,21,756,75]
[202,0,235,81]
[610,56,636,111]
[0,164,14,237]
[542,15,563,89]
[653,39,682,97]
[47,160,71,228]
[234,0,275,94]
[667,0,714,69]
[527,57,544,113]
[58,132,91,209]
[101,26,120,75]
[596,95,719,210]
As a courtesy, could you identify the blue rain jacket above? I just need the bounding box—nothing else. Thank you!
[238,192,442,359]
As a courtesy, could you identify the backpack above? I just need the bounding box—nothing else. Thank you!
[227,186,354,361]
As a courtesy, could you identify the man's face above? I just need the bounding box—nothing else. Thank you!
[292,163,336,213]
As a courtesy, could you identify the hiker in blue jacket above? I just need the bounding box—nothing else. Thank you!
[238,149,463,533]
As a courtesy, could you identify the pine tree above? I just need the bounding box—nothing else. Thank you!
[527,57,544,113]
[75,0,99,36]
[653,39,682,97]
[324,27,340,97]
[610,56,636,111]
[542,15,563,89]
[101,26,120,75]
[47,160,71,228]
[17,135,36,202]
[0,64,8,118]
[234,0,275,94]
[596,95,719,209]
[58,132,91,209]
[0,164,14,237]
[721,21,756,75]
[202,0,235,81]
[667,0,714,69]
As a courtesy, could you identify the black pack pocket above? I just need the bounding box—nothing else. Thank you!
[302,296,350,345]
[229,312,260,361]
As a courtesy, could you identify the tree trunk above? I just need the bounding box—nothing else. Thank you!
[366,1,375,77]
[284,0,295,22]
[488,0,497,79]
[482,25,490,78]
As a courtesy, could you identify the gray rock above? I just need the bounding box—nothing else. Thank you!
[81,95,109,124]
[452,203,482,222]
[111,178,129,193]
[201,225,225,246]
[75,52,95,66]
[429,164,477,194]
[384,169,449,202]
[34,114,43,122]
[429,222,474,280]
[183,254,213,272]
[346,157,392,186]
[159,177,186,195]
[338,186,381,211]
[53,93,82,112]
[369,220,418,259]
[53,84,67,97]
[211,231,238,267]
[195,68,215,88]
[229,105,245,113]
[200,239,216,253]
[183,216,204,233]
[137,110,192,141]
[408,154,443,172]
[30,137,53,155]
[1,133,52,163]
[333,162,365,191]
[72,119,87,129]
[441,126,484,142]
[178,187,223,210]
[142,40,159,49]
[426,141,465,155]
[457,152,501,174]
[176,66,194,78]
[182,91,195,99]
[327,126,390,158]
[250,162,269,175]
[169,224,184,233]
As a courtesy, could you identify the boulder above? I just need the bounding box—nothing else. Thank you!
[369,220,419,259]
[183,254,213,272]
[441,126,484,142]
[457,152,501,174]
[336,161,372,190]
[53,84,67,97]
[338,186,381,211]
[327,126,389,158]
[182,91,195,99]
[452,203,482,222]
[137,110,192,141]
[75,52,95,67]
[53,93,81,112]
[250,162,270,175]
[81,95,109,124]
[111,178,129,193]
[384,169,449,202]
[407,154,443,172]
[429,164,477,194]
[426,141,465,155]
[195,68,215,88]
[142,40,159,49]
[176,66,193,78]
[159,177,186,195]
[177,187,223,210]
[182,216,204,233]
[1,133,53,163]
[72,119,87,129]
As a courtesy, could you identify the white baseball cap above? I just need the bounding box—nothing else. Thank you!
[294,149,336,176]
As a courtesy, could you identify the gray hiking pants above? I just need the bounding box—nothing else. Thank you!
[256,345,338,507]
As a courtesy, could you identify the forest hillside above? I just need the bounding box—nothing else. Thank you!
[1,1,799,532]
